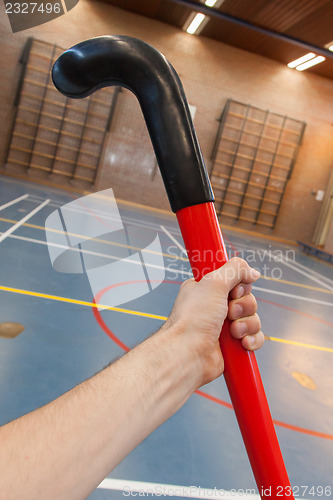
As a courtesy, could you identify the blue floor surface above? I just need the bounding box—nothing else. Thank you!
[0,176,332,499]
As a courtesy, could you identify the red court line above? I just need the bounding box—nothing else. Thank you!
[195,389,233,409]
[92,280,140,353]
[93,298,130,352]
[223,233,239,256]
[195,390,333,441]
[92,280,333,442]
[272,419,333,441]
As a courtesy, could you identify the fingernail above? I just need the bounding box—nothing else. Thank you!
[233,304,243,318]
[238,285,244,298]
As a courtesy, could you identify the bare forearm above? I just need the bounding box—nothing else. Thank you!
[0,258,263,500]
[0,324,201,500]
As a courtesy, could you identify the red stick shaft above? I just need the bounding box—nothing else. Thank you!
[176,202,293,499]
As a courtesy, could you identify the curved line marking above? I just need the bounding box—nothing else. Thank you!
[196,390,333,441]
[92,281,333,441]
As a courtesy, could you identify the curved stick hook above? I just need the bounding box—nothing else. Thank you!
[52,35,214,213]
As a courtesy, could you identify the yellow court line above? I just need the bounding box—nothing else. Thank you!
[1,284,332,353]
[221,223,297,246]
[0,285,168,322]
[84,190,175,217]
[1,217,332,293]
[265,335,333,353]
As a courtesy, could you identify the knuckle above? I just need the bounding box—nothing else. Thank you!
[231,256,247,268]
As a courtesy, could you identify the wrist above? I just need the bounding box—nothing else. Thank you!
[154,320,204,391]
[158,318,218,390]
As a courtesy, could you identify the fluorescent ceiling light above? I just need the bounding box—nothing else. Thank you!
[324,41,333,51]
[287,53,316,68]
[186,13,206,34]
[296,55,325,71]
[185,0,223,35]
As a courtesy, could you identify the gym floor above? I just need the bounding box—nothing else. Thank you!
[0,175,332,499]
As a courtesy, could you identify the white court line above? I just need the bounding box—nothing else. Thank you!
[0,232,193,277]
[0,199,50,243]
[97,478,261,500]
[0,194,29,211]
[28,190,179,233]
[30,196,179,235]
[266,251,333,291]
[229,241,333,283]
[0,211,333,300]
[2,229,332,304]
[253,286,333,307]
[228,242,333,292]
[283,255,333,286]
[160,230,333,300]
[160,224,187,255]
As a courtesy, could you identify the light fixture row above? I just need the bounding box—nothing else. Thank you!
[287,53,326,71]
[185,3,331,74]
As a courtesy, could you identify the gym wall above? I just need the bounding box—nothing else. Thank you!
[0,0,332,243]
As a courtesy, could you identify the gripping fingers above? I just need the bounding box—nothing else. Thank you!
[230,313,261,339]
[228,292,257,320]
[229,282,252,300]
[230,312,264,351]
[228,289,264,351]
[242,330,265,351]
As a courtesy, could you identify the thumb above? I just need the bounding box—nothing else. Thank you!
[200,257,260,295]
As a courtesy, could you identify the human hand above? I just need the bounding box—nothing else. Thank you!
[167,257,264,387]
